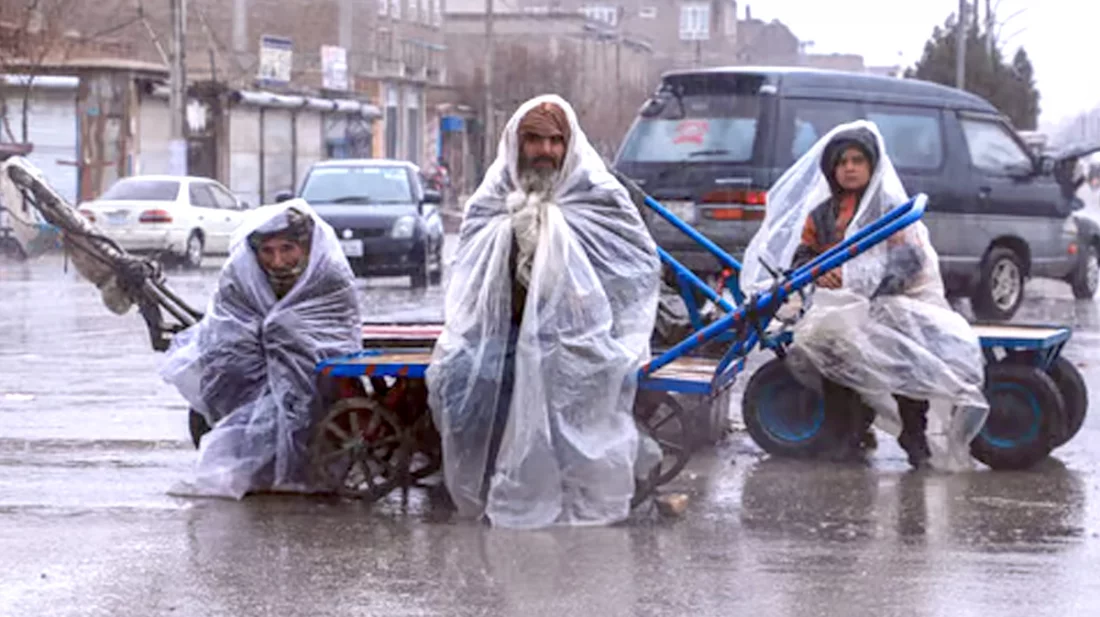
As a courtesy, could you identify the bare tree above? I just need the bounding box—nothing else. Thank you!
[453,40,645,160]
[0,0,140,144]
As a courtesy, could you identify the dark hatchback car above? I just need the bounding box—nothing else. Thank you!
[278,159,445,288]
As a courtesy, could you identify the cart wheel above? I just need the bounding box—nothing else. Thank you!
[188,408,210,449]
[970,362,1067,471]
[692,389,732,447]
[1049,357,1088,449]
[742,357,837,459]
[632,391,692,505]
[309,396,439,501]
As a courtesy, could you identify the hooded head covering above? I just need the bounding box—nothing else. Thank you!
[517,101,572,148]
[820,127,880,195]
[246,206,316,298]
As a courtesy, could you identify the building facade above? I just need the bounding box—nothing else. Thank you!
[2,0,451,203]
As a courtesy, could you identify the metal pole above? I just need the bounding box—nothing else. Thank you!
[985,0,994,59]
[169,0,188,175]
[482,0,495,164]
[955,0,966,89]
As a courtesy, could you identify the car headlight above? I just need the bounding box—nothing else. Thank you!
[390,215,416,239]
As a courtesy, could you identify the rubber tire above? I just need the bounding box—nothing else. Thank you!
[181,231,204,270]
[972,247,1025,321]
[742,357,838,459]
[692,390,732,447]
[409,245,429,289]
[188,408,211,449]
[970,362,1066,471]
[1049,356,1088,449]
[428,245,443,286]
[1070,243,1099,299]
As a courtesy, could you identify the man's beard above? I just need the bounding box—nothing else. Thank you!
[518,161,557,196]
[264,260,307,299]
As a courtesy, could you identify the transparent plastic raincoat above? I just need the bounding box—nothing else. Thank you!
[425,95,662,528]
[741,120,989,469]
[160,199,362,498]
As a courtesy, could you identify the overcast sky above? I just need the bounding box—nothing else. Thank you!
[747,0,1089,131]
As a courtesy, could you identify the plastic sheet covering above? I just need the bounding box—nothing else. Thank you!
[159,199,362,498]
[741,120,989,469]
[425,95,662,528]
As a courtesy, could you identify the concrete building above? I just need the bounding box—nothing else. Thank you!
[448,0,740,76]
[444,10,653,158]
[2,0,449,203]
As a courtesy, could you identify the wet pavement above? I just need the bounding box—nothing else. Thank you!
[3,249,1100,616]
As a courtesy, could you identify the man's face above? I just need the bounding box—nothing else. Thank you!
[520,132,566,174]
[834,146,872,193]
[257,236,305,275]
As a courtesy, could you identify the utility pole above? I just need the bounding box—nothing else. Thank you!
[482,0,495,164]
[985,0,994,60]
[169,0,188,176]
[955,0,966,89]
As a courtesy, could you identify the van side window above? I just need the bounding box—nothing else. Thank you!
[960,117,1033,175]
[865,107,944,170]
[780,99,862,166]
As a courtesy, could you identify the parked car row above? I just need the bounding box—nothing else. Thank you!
[613,66,1100,321]
[70,159,445,290]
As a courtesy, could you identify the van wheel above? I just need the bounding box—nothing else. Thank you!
[1070,243,1099,299]
[972,247,1025,321]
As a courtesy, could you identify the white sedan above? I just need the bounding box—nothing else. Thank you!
[79,175,251,268]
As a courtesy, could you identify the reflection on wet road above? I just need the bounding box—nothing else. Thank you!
[3,252,1100,616]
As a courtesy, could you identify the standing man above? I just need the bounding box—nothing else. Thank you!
[426,95,662,529]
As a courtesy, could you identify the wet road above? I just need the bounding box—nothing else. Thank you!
[3,250,1100,616]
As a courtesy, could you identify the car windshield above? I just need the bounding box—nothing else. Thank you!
[300,166,414,204]
[617,74,766,164]
[99,179,181,201]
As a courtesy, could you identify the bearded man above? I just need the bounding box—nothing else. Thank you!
[426,95,662,529]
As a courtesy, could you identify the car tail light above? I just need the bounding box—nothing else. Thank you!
[139,209,172,223]
[700,189,767,221]
[78,209,95,223]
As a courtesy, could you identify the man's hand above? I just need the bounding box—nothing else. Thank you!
[817,269,842,289]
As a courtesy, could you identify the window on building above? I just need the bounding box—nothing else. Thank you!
[639,6,657,18]
[408,0,418,21]
[391,0,401,19]
[378,0,388,16]
[405,87,422,163]
[679,3,710,41]
[433,0,444,25]
[865,106,945,170]
[724,0,736,34]
[385,86,400,158]
[581,5,617,26]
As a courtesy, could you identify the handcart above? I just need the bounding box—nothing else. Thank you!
[306,190,932,504]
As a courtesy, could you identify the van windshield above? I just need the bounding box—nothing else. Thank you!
[617,74,765,164]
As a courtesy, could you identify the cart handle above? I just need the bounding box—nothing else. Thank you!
[639,193,928,380]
